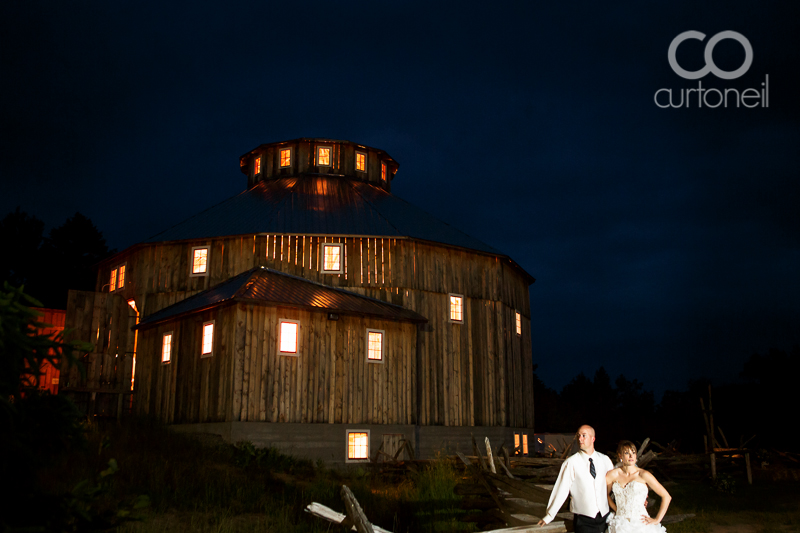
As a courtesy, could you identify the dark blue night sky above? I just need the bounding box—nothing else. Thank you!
[2,1,798,397]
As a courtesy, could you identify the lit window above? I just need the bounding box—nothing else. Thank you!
[355,152,366,172]
[514,432,529,455]
[162,332,173,363]
[449,294,464,323]
[191,246,209,276]
[280,148,291,167]
[347,430,370,461]
[202,321,214,357]
[321,243,344,274]
[367,329,384,362]
[118,265,126,289]
[381,162,386,181]
[279,320,299,355]
[317,146,331,166]
[254,156,261,175]
[516,312,521,336]
[109,268,117,292]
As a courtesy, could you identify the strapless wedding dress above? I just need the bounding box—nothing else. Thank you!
[607,481,666,533]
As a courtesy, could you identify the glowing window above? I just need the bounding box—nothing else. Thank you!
[254,156,261,175]
[367,329,384,362]
[449,294,464,323]
[514,432,529,455]
[279,320,299,355]
[317,146,331,166]
[280,148,291,167]
[347,430,370,461]
[381,162,386,181]
[516,312,521,336]
[118,265,126,289]
[191,247,209,276]
[162,332,173,363]
[202,321,214,357]
[321,243,344,274]
[355,152,366,172]
[109,268,117,292]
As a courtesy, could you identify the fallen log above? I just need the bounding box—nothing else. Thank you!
[305,501,392,533]
[342,485,375,533]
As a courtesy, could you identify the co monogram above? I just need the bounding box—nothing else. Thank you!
[668,31,753,80]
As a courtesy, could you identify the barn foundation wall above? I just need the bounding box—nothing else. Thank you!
[170,422,531,465]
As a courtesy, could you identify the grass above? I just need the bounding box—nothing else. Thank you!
[31,417,471,532]
[664,477,800,533]
[31,419,799,533]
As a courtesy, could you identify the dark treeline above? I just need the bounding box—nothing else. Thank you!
[534,345,800,455]
[0,208,113,309]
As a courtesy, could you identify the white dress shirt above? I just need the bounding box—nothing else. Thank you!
[542,450,614,524]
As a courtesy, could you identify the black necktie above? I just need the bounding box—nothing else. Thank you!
[589,458,596,478]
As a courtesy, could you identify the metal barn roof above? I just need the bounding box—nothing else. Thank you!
[135,266,428,329]
[145,176,502,255]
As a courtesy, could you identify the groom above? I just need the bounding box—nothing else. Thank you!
[537,425,614,533]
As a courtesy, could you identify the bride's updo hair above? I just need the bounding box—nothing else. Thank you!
[616,440,637,459]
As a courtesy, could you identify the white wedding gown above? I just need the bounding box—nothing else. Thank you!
[607,482,666,533]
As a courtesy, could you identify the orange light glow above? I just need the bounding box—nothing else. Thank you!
[356,152,366,171]
[127,299,138,312]
[192,248,208,274]
[202,322,214,356]
[280,321,298,353]
[280,148,291,167]
[118,265,125,289]
[318,146,331,166]
[323,244,341,271]
[348,432,369,460]
[516,312,521,335]
[523,434,529,455]
[449,295,463,322]
[381,162,386,181]
[162,333,172,363]
[254,156,261,174]
[109,268,117,292]
[367,330,383,361]
[514,433,520,455]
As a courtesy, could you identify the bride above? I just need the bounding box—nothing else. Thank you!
[605,440,672,533]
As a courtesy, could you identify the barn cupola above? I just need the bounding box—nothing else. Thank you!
[240,138,399,192]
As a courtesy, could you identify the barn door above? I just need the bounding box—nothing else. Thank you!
[381,434,406,462]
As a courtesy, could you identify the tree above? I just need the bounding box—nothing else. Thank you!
[0,207,45,296]
[0,283,92,531]
[0,209,114,309]
[38,212,114,308]
[738,346,800,451]
[532,364,568,432]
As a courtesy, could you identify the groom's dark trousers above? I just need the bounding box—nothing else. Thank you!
[574,512,609,533]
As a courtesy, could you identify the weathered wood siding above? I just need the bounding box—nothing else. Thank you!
[99,237,530,316]
[136,304,418,425]
[136,306,236,423]
[62,290,135,393]
[245,140,396,191]
[99,235,534,428]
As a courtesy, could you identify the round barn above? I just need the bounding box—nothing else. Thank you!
[64,138,536,464]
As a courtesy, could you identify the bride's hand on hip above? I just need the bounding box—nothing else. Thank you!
[641,516,660,525]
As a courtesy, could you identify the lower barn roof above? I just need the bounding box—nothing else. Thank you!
[135,267,428,330]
